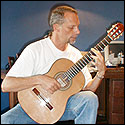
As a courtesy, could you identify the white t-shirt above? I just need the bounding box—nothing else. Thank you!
[6,37,92,88]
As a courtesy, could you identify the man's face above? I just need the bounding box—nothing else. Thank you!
[58,12,80,44]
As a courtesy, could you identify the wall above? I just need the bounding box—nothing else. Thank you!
[1,1,124,69]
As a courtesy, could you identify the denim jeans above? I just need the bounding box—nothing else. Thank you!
[1,91,98,124]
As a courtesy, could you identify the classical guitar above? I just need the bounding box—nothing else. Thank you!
[18,22,124,124]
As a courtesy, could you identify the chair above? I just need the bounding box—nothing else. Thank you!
[8,56,18,109]
[8,56,15,69]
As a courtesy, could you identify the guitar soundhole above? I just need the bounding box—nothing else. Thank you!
[54,72,72,91]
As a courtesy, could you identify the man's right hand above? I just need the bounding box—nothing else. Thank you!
[37,75,61,94]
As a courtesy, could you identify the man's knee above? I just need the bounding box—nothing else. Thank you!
[81,91,99,108]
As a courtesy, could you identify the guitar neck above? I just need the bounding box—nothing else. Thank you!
[61,22,124,81]
[64,35,112,80]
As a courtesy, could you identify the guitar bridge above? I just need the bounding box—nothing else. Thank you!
[32,88,53,110]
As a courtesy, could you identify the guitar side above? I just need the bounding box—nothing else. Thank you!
[18,58,85,124]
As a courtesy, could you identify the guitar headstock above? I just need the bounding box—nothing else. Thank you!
[107,22,124,40]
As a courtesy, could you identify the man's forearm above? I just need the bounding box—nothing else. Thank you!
[82,74,103,92]
[1,75,40,92]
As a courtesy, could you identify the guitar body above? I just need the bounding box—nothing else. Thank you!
[18,58,85,124]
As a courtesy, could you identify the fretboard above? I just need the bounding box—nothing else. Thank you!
[64,35,112,80]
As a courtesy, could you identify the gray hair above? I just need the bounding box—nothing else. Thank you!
[48,5,78,30]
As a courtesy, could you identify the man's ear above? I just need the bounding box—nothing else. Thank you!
[53,24,61,32]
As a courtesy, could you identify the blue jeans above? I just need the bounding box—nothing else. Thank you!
[1,91,99,124]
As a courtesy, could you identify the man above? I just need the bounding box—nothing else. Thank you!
[1,4,106,124]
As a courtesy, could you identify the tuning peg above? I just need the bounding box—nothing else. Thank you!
[120,33,123,36]
[117,36,120,39]
[112,24,115,28]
